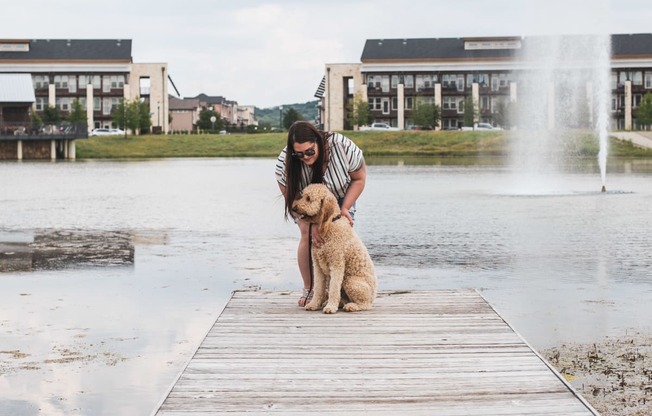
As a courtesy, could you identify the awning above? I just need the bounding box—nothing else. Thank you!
[314,76,325,98]
[0,73,35,103]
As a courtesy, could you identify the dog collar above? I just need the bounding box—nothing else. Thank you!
[332,214,342,222]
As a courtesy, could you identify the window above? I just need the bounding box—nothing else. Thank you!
[54,75,69,89]
[499,73,508,88]
[79,75,88,86]
[139,77,150,95]
[68,76,77,93]
[633,94,642,108]
[633,71,643,86]
[56,97,70,111]
[33,75,49,89]
[481,96,490,111]
[35,97,46,111]
[645,72,652,89]
[491,74,499,92]
[111,75,125,88]
[443,96,457,110]
[457,75,465,91]
[103,76,111,93]
[405,97,413,110]
[611,96,617,112]
[611,72,618,89]
[370,98,382,110]
[391,75,399,89]
[382,98,390,114]
[467,74,474,86]
[92,75,102,89]
[442,75,450,88]
[416,75,434,90]
[404,75,414,88]
[391,97,398,110]
[94,97,101,111]
[102,98,112,115]
[477,73,489,87]
[381,76,390,93]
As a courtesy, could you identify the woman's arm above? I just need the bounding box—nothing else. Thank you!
[340,164,366,224]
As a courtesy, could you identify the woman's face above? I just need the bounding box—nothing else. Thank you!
[292,141,318,166]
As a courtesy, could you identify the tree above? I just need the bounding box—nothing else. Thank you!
[637,92,652,129]
[347,93,373,129]
[462,96,478,127]
[42,105,62,125]
[138,100,152,134]
[68,99,87,125]
[412,98,441,128]
[282,107,303,129]
[196,107,224,131]
[493,99,515,130]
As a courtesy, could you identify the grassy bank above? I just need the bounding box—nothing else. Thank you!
[75,130,652,159]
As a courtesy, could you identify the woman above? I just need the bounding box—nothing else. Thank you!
[275,121,367,306]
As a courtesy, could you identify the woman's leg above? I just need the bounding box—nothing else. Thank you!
[297,220,313,306]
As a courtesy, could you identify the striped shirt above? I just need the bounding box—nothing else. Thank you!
[275,132,364,199]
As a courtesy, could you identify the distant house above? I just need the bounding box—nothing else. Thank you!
[0,38,174,134]
[174,94,258,131]
[318,33,652,131]
[169,95,199,132]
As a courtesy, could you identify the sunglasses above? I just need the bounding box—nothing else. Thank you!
[291,143,316,159]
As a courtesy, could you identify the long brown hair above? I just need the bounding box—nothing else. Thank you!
[283,121,331,219]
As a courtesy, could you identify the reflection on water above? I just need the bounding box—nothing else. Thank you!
[0,157,651,416]
[0,230,134,272]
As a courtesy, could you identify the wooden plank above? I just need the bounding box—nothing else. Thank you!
[152,290,598,416]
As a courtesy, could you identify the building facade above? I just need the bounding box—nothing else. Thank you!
[0,39,170,133]
[318,34,652,131]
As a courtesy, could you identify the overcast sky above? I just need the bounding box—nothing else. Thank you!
[4,0,652,108]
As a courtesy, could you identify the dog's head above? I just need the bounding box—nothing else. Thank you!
[291,184,340,236]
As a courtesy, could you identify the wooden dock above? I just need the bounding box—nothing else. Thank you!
[153,290,598,415]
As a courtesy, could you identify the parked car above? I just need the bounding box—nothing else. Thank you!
[460,123,502,131]
[409,125,434,131]
[90,128,125,136]
[359,122,400,131]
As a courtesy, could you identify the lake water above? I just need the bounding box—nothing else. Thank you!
[1,157,651,415]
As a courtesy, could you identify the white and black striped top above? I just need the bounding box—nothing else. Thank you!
[275,132,364,199]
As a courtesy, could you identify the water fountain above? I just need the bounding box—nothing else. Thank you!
[509,33,612,194]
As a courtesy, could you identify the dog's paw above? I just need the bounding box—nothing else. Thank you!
[323,304,338,314]
[305,302,320,311]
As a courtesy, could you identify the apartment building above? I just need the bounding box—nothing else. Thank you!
[0,38,170,133]
[319,34,652,131]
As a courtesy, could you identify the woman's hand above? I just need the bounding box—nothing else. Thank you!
[310,223,324,247]
[341,207,354,226]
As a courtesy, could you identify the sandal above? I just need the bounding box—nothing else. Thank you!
[298,288,313,307]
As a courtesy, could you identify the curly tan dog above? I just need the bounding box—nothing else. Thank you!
[291,184,377,313]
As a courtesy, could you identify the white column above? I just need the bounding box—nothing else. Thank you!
[472,82,480,125]
[68,140,76,160]
[86,83,94,133]
[397,83,405,129]
[547,83,555,130]
[510,82,517,103]
[434,83,442,131]
[17,140,23,160]
[51,140,56,160]
[625,80,632,130]
[48,84,56,107]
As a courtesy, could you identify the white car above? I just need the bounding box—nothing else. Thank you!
[359,122,400,131]
[90,128,125,136]
[460,123,502,131]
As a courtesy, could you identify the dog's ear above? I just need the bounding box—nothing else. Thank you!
[317,191,339,237]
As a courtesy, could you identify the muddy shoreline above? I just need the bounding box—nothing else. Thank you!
[542,332,652,416]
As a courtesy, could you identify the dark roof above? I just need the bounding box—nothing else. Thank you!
[0,39,132,61]
[612,33,652,57]
[361,34,652,62]
[189,94,227,105]
[361,37,519,61]
[169,96,199,111]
